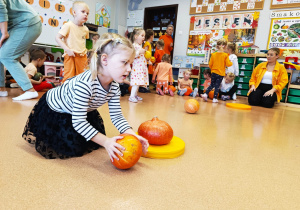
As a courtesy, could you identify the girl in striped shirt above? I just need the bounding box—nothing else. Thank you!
[23,33,149,161]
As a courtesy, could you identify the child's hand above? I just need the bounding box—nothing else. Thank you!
[66,49,75,57]
[139,49,146,55]
[103,136,125,162]
[124,130,149,155]
[38,77,43,84]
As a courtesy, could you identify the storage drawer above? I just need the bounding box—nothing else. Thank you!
[200,79,205,84]
[236,89,248,96]
[200,67,210,72]
[236,83,249,90]
[200,85,204,90]
[280,95,286,102]
[282,88,287,95]
[239,64,253,70]
[239,70,252,77]
[235,77,250,83]
[200,74,205,79]
[288,88,300,96]
[238,57,255,64]
[287,96,300,104]
[192,78,198,84]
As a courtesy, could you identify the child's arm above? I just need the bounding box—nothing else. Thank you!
[225,54,233,67]
[55,33,75,57]
[177,79,183,90]
[233,56,239,76]
[189,79,193,89]
[169,66,173,85]
[27,74,42,85]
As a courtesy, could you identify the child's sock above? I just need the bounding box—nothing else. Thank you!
[212,98,219,103]
[0,91,8,97]
[192,88,198,98]
[179,88,187,96]
[201,93,208,101]
[12,91,38,101]
[157,88,164,96]
[168,88,174,97]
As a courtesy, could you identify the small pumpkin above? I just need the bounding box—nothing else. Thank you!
[26,0,34,5]
[128,86,132,93]
[150,56,156,63]
[144,51,151,60]
[138,117,173,145]
[111,134,142,170]
[55,3,65,13]
[184,87,193,96]
[184,99,200,114]
[208,90,219,99]
[39,0,50,9]
[48,17,59,27]
[168,85,176,93]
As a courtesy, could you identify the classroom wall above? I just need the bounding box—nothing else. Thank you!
[127,0,291,56]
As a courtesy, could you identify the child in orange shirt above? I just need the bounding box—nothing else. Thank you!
[201,68,211,94]
[178,69,198,97]
[201,38,232,103]
[154,40,165,67]
[152,54,174,96]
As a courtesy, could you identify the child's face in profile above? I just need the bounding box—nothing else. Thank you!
[225,76,234,84]
[135,31,145,45]
[73,4,89,24]
[183,72,191,80]
[204,73,210,79]
[37,57,46,67]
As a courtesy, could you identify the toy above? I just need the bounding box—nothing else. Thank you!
[138,117,173,145]
[184,99,200,114]
[150,56,156,63]
[208,90,219,99]
[33,72,43,81]
[144,51,151,60]
[168,85,176,93]
[111,133,142,170]
[184,87,193,96]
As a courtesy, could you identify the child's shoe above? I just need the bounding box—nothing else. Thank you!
[192,88,198,98]
[179,88,187,96]
[221,95,230,101]
[136,96,143,101]
[201,93,208,102]
[168,88,174,97]
[10,83,20,88]
[0,91,8,97]
[232,93,237,100]
[157,88,164,96]
[212,98,219,103]
[129,96,138,103]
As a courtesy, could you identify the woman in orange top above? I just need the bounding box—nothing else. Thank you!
[248,48,288,108]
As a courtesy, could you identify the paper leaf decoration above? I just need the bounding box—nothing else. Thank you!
[283,49,292,57]
[191,16,196,23]
[253,12,260,21]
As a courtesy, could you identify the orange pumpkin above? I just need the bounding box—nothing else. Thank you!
[39,0,50,8]
[168,85,176,93]
[111,134,142,170]
[184,87,193,96]
[138,117,173,145]
[26,0,34,5]
[55,3,65,12]
[48,17,59,27]
[184,99,200,114]
[70,8,73,15]
[208,90,219,99]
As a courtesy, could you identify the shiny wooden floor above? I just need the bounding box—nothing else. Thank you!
[1,88,300,209]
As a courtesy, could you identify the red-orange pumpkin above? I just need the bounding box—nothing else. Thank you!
[111,134,142,170]
[39,0,50,8]
[184,99,200,114]
[208,90,219,99]
[138,117,173,145]
[184,87,193,96]
[128,86,132,93]
[168,85,176,93]
[55,3,65,12]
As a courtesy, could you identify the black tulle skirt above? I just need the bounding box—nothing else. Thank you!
[22,93,105,159]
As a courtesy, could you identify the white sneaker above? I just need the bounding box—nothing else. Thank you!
[12,91,38,101]
[129,96,138,103]
[192,88,198,98]
[212,98,219,103]
[10,83,20,88]
[232,93,237,100]
[0,91,8,97]
[136,96,143,101]
[201,93,208,102]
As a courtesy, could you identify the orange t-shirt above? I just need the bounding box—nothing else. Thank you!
[159,34,173,55]
[152,62,173,82]
[154,49,165,64]
[209,52,232,76]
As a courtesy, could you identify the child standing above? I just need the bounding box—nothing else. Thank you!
[22,33,149,160]
[219,72,237,101]
[25,50,55,92]
[129,28,148,103]
[201,38,232,103]
[56,1,90,83]
[154,40,165,67]
[177,69,198,97]
[226,43,239,76]
[151,54,174,96]
[143,29,154,83]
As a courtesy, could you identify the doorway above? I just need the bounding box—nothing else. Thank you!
[144,4,178,62]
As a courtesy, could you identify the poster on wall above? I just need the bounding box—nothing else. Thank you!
[267,17,300,50]
[270,0,300,9]
[95,3,111,28]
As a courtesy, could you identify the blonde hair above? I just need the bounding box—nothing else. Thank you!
[130,28,145,43]
[269,48,280,56]
[216,38,228,51]
[184,69,192,75]
[90,33,135,80]
[226,72,236,81]
[72,1,89,12]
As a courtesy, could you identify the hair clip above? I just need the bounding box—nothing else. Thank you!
[112,38,122,46]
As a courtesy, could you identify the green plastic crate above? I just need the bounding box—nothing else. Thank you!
[200,67,210,72]
[200,74,205,79]
[238,57,255,64]
[192,78,198,84]
[192,84,198,89]
[239,70,252,77]
[281,95,286,102]
[200,79,205,84]
[200,85,204,90]
[287,96,300,104]
[288,88,300,96]
[236,89,248,96]
[282,88,287,95]
[235,76,250,83]
[239,64,253,70]
[236,83,249,90]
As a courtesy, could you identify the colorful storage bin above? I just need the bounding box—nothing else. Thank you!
[287,96,300,104]
[238,57,255,64]
[236,89,248,96]
[239,70,252,77]
[288,88,300,96]
[239,64,253,70]
[236,83,249,90]
[235,77,250,83]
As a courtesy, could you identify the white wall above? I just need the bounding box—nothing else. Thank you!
[126,0,291,56]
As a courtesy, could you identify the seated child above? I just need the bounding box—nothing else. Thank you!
[219,72,237,101]
[177,69,198,97]
[152,54,174,96]
[200,68,211,95]
[25,50,55,92]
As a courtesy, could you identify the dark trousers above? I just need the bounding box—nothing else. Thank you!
[205,73,223,99]
[248,83,277,108]
[219,85,237,99]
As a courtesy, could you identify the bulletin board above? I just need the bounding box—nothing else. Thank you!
[270,0,300,9]
[187,12,259,56]
[189,0,264,15]
[26,0,75,46]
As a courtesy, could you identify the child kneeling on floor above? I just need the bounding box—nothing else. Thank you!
[219,72,237,101]
[152,54,174,96]
[177,69,198,97]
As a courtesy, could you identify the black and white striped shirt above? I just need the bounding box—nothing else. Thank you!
[46,70,131,141]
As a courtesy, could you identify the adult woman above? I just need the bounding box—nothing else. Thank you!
[248,48,288,108]
[0,0,42,100]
